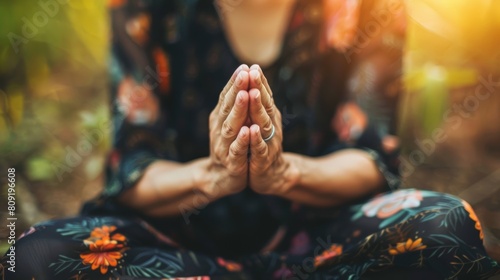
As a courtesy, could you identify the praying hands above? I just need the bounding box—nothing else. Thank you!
[207,64,298,197]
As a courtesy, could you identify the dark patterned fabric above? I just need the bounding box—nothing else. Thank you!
[83,0,402,258]
[3,0,499,279]
[4,190,500,279]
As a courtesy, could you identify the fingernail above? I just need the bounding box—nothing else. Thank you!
[251,70,258,79]
[254,90,260,100]
[235,74,242,86]
[236,91,243,104]
[253,72,261,85]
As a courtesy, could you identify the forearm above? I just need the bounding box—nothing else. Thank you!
[118,157,222,217]
[118,65,254,218]
[276,149,385,207]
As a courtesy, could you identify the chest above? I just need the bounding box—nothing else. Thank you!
[220,0,296,67]
[167,0,340,160]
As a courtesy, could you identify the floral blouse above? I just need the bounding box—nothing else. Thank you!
[83,0,402,258]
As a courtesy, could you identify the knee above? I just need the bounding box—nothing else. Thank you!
[5,226,81,280]
[418,191,484,245]
[6,231,52,279]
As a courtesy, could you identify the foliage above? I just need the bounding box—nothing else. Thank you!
[0,1,109,183]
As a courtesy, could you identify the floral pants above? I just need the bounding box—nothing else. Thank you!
[3,189,499,280]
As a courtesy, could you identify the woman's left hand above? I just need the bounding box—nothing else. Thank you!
[247,65,299,195]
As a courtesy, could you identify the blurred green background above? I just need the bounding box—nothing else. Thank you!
[0,0,499,261]
[0,1,109,252]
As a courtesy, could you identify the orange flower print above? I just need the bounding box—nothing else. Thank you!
[362,189,423,219]
[80,225,127,274]
[80,237,124,274]
[153,47,171,94]
[388,238,427,255]
[217,258,242,272]
[314,244,343,267]
[89,225,126,242]
[462,201,484,240]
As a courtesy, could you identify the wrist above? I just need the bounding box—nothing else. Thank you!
[254,153,301,196]
[194,157,242,199]
[280,153,302,194]
[192,157,213,196]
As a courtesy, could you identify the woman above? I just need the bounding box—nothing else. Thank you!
[5,0,499,279]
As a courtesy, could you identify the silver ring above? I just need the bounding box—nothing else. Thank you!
[263,125,275,142]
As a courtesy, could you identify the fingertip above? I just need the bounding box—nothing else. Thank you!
[239,126,251,144]
[242,89,250,100]
[240,70,249,80]
[239,71,250,88]
[250,64,260,70]
[240,64,250,71]
[250,124,260,135]
[250,69,260,82]
[249,125,263,145]
[249,88,260,100]
[236,89,248,102]
[235,72,243,86]
[236,90,243,104]
[254,89,260,100]
[239,125,248,138]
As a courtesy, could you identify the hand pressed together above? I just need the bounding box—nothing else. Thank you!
[207,65,251,196]
[207,64,298,197]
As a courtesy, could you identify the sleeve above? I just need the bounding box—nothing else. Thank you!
[102,0,176,199]
[322,0,405,191]
[326,96,402,192]
[329,97,401,191]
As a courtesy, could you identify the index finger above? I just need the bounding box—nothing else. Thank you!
[219,71,250,119]
[250,64,272,97]
[249,68,274,118]
[216,64,249,112]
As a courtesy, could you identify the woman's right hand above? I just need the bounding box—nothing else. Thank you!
[205,65,251,197]
[119,65,251,216]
